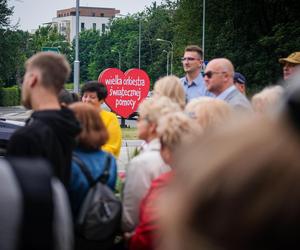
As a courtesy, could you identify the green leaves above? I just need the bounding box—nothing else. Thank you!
[1,0,299,92]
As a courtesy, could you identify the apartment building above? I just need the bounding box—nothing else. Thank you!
[52,6,120,42]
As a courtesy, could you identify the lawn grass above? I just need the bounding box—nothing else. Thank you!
[122,127,138,140]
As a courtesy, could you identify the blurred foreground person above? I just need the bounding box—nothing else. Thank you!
[251,85,284,114]
[68,102,117,217]
[81,81,122,158]
[7,52,81,186]
[160,74,300,250]
[122,97,180,232]
[128,112,201,250]
[153,75,186,109]
[0,158,73,250]
[68,102,118,250]
[185,97,233,131]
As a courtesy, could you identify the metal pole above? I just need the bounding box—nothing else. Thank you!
[167,52,169,76]
[138,18,141,69]
[118,51,121,70]
[202,0,205,61]
[156,39,174,75]
[170,49,173,75]
[74,0,80,93]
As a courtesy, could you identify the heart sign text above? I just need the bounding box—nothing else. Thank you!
[99,68,150,118]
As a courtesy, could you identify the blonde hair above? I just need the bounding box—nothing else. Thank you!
[154,76,186,109]
[160,114,300,250]
[251,85,284,114]
[138,96,181,125]
[185,97,232,130]
[69,102,108,150]
[157,112,201,153]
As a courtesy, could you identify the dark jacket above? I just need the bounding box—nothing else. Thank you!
[7,108,81,186]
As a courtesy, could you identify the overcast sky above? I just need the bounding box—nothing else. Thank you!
[9,0,165,31]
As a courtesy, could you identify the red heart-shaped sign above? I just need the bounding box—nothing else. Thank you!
[98,68,150,118]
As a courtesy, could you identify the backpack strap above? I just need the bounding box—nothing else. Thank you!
[72,153,111,186]
[7,157,54,250]
[72,154,94,185]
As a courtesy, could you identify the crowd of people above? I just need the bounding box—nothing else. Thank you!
[0,47,300,250]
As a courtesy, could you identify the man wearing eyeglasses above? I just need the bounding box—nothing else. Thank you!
[180,45,214,103]
[204,58,252,111]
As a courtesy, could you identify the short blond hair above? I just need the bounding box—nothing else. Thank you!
[251,85,284,114]
[157,112,202,153]
[185,97,232,130]
[154,76,186,109]
[138,96,181,125]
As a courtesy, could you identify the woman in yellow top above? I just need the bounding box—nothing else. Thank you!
[81,81,122,158]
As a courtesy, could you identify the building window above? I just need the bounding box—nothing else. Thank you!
[102,23,105,33]
[81,22,85,31]
[92,12,95,17]
[93,23,96,31]
[100,13,104,17]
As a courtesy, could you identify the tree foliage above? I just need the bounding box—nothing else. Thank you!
[173,0,300,93]
[1,0,299,93]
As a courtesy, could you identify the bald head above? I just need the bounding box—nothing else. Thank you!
[204,58,235,96]
[208,58,235,77]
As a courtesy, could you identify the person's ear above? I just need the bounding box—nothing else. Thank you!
[28,71,38,88]
[240,84,246,93]
[160,146,172,165]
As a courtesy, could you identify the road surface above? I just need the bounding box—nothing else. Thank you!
[0,106,142,170]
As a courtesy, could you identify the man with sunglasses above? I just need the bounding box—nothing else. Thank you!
[204,58,252,111]
[180,45,214,103]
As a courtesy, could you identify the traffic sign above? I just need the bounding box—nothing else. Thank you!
[41,47,60,53]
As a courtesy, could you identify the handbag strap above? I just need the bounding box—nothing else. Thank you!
[72,153,111,186]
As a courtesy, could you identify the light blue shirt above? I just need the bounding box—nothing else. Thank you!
[216,85,237,100]
[217,85,252,111]
[181,73,214,103]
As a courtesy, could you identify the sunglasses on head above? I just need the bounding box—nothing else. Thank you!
[181,57,200,62]
[203,71,226,79]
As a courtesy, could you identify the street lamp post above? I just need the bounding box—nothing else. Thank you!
[156,38,174,75]
[162,50,169,76]
[138,18,141,69]
[202,0,206,61]
[111,49,121,69]
[74,0,80,94]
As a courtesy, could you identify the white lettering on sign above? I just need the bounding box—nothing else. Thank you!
[109,87,142,101]
[115,99,137,110]
[105,75,146,87]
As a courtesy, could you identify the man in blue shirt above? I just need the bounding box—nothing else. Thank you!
[180,45,213,102]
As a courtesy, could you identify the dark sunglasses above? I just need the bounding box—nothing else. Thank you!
[181,57,200,62]
[203,71,226,79]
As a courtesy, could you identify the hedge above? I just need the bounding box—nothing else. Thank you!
[0,86,21,106]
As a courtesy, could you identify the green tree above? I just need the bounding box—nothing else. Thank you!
[174,0,300,93]
[0,0,12,28]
